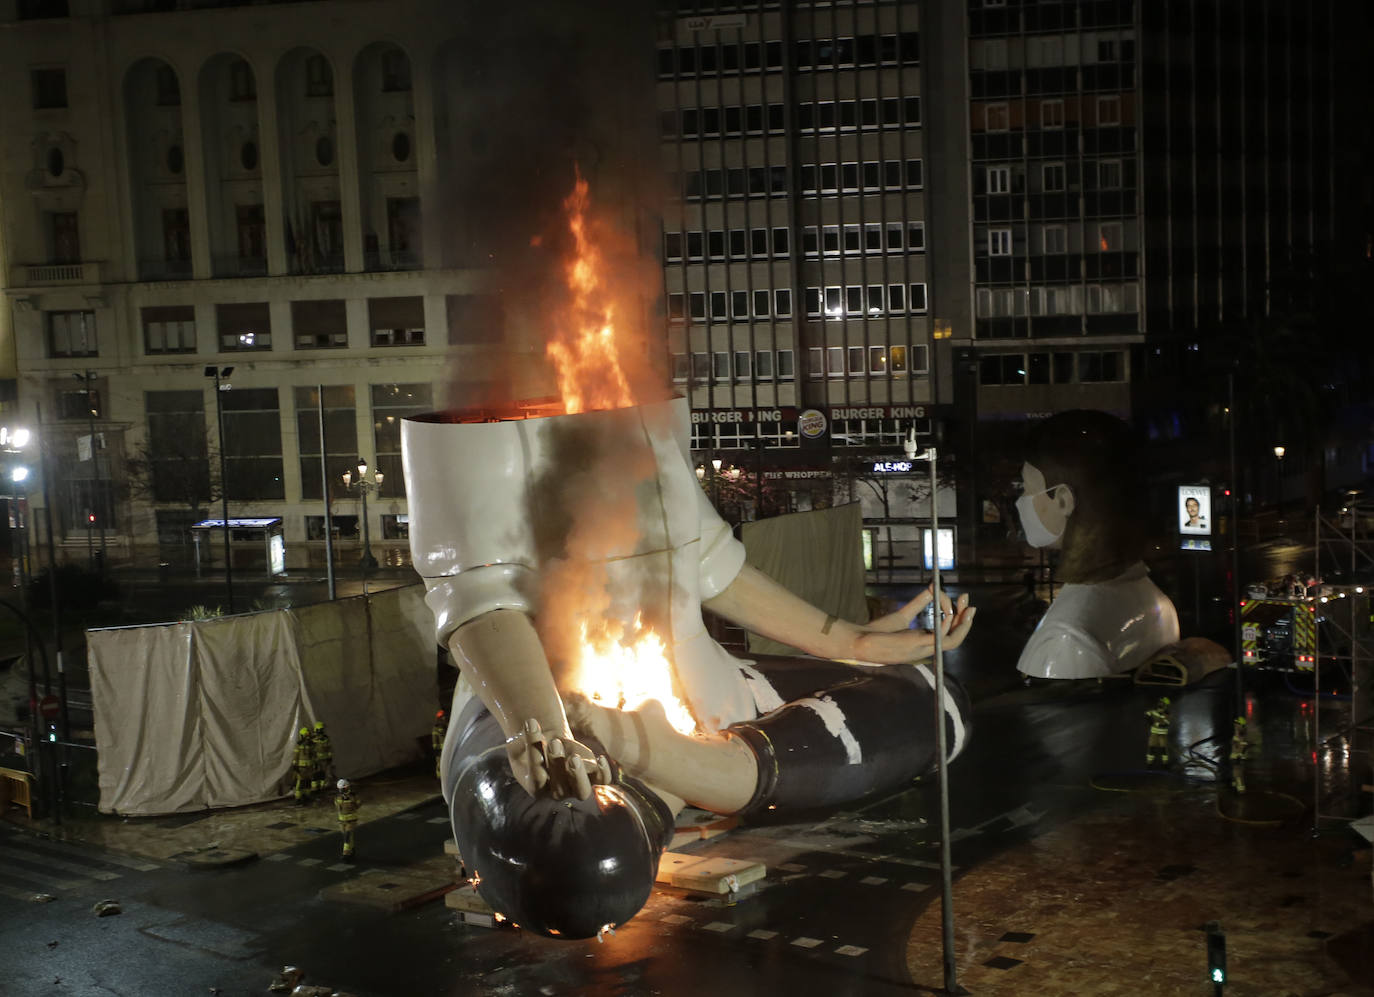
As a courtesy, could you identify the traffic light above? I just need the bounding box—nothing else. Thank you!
[1205,921,1227,987]
[87,511,96,525]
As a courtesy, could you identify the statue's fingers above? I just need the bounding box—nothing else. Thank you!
[594,755,614,785]
[566,752,593,800]
[946,606,977,649]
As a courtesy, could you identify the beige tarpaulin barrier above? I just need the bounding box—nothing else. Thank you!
[740,502,869,657]
[89,586,434,816]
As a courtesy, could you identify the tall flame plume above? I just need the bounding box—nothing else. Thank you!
[545,173,636,415]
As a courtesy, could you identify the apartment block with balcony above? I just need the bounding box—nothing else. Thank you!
[0,0,653,571]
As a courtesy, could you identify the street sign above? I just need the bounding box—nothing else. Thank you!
[38,694,59,719]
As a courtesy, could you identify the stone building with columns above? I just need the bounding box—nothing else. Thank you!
[0,0,657,573]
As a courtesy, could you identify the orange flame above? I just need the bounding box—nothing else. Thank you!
[567,614,697,735]
[546,174,637,415]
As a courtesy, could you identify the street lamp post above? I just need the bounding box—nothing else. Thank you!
[1273,445,1286,516]
[905,431,958,996]
[342,457,383,575]
[72,371,106,572]
[204,366,235,613]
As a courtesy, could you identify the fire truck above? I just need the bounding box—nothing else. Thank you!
[1240,596,1318,671]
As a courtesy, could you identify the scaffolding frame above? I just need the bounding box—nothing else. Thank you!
[1311,508,1374,825]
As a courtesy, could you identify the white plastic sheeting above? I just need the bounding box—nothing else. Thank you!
[740,503,870,657]
[89,586,435,816]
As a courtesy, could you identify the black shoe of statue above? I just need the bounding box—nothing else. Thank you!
[447,709,672,940]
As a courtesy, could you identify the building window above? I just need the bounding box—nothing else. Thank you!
[987,166,1011,194]
[305,54,333,97]
[713,352,730,381]
[827,346,844,378]
[667,293,684,321]
[163,208,191,264]
[908,222,926,252]
[295,384,357,500]
[985,102,1010,131]
[221,387,284,500]
[988,229,1013,256]
[216,301,272,352]
[292,299,348,350]
[1041,99,1065,129]
[229,59,256,101]
[1098,222,1123,252]
[381,47,412,92]
[236,204,265,268]
[1079,351,1123,382]
[386,197,420,264]
[909,284,928,312]
[1042,162,1066,192]
[368,296,424,347]
[777,349,794,380]
[155,64,180,106]
[31,67,67,109]
[371,383,431,497]
[1043,225,1068,254]
[145,390,208,507]
[46,210,80,263]
[1098,160,1123,189]
[291,201,342,272]
[1097,94,1121,126]
[142,305,195,354]
[47,310,97,358]
[774,288,792,317]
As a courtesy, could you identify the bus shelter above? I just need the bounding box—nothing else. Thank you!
[191,517,286,578]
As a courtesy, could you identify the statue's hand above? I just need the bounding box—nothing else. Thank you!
[850,589,976,664]
[505,718,613,801]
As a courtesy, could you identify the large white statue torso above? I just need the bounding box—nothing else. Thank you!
[1016,562,1180,679]
[403,397,757,732]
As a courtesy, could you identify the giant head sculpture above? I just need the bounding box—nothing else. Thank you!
[1015,410,1178,679]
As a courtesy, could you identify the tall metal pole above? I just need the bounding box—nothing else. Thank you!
[213,370,235,613]
[34,403,65,741]
[83,371,106,573]
[1228,373,1244,710]
[317,386,336,600]
[916,440,957,994]
[359,482,373,570]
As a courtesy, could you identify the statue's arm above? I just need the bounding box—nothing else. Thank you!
[703,563,975,664]
[450,609,610,800]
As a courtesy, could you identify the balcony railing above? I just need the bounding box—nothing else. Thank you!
[13,261,102,286]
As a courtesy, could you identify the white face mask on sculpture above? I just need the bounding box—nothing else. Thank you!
[1016,487,1066,548]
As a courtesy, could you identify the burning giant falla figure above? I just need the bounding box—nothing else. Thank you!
[402,179,975,938]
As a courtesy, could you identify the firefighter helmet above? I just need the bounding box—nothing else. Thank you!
[299,726,309,737]
[337,779,350,791]
[1158,697,1171,708]
[1234,716,1247,727]
[314,721,325,731]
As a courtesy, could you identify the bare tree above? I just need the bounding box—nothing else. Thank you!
[123,432,220,525]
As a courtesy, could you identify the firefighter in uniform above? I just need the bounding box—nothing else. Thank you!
[1229,716,1249,793]
[432,709,448,778]
[292,726,315,802]
[1145,696,1171,766]
[311,721,334,793]
[335,778,359,860]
